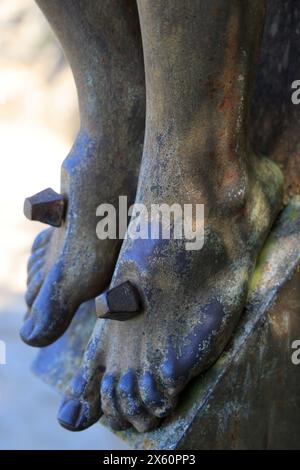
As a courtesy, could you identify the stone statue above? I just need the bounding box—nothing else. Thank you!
[20,0,299,439]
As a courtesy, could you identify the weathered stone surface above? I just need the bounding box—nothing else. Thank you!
[33,197,300,449]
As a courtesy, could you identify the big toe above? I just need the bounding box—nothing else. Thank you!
[58,333,105,431]
[20,260,78,347]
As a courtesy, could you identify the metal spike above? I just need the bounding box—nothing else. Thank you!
[95,281,142,321]
[24,188,66,227]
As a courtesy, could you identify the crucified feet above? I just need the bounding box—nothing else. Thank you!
[21,0,284,433]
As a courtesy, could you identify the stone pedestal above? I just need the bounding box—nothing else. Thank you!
[33,197,300,450]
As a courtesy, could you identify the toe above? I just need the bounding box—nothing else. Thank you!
[27,247,47,273]
[58,325,105,431]
[22,261,77,346]
[100,374,129,431]
[20,316,35,343]
[116,370,159,433]
[24,270,44,308]
[58,366,103,432]
[138,371,177,418]
[27,258,44,286]
[31,228,52,253]
[57,398,86,432]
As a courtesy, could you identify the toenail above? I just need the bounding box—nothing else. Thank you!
[95,281,142,321]
[19,318,50,347]
[24,188,66,227]
[19,317,35,342]
[58,398,102,432]
[58,399,82,430]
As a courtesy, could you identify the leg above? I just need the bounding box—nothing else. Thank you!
[58,0,283,432]
[20,0,145,346]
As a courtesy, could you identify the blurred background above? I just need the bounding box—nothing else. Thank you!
[0,0,127,449]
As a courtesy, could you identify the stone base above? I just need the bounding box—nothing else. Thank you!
[33,197,300,449]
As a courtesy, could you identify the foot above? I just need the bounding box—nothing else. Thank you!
[20,0,144,347]
[20,130,137,347]
[57,154,283,432]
